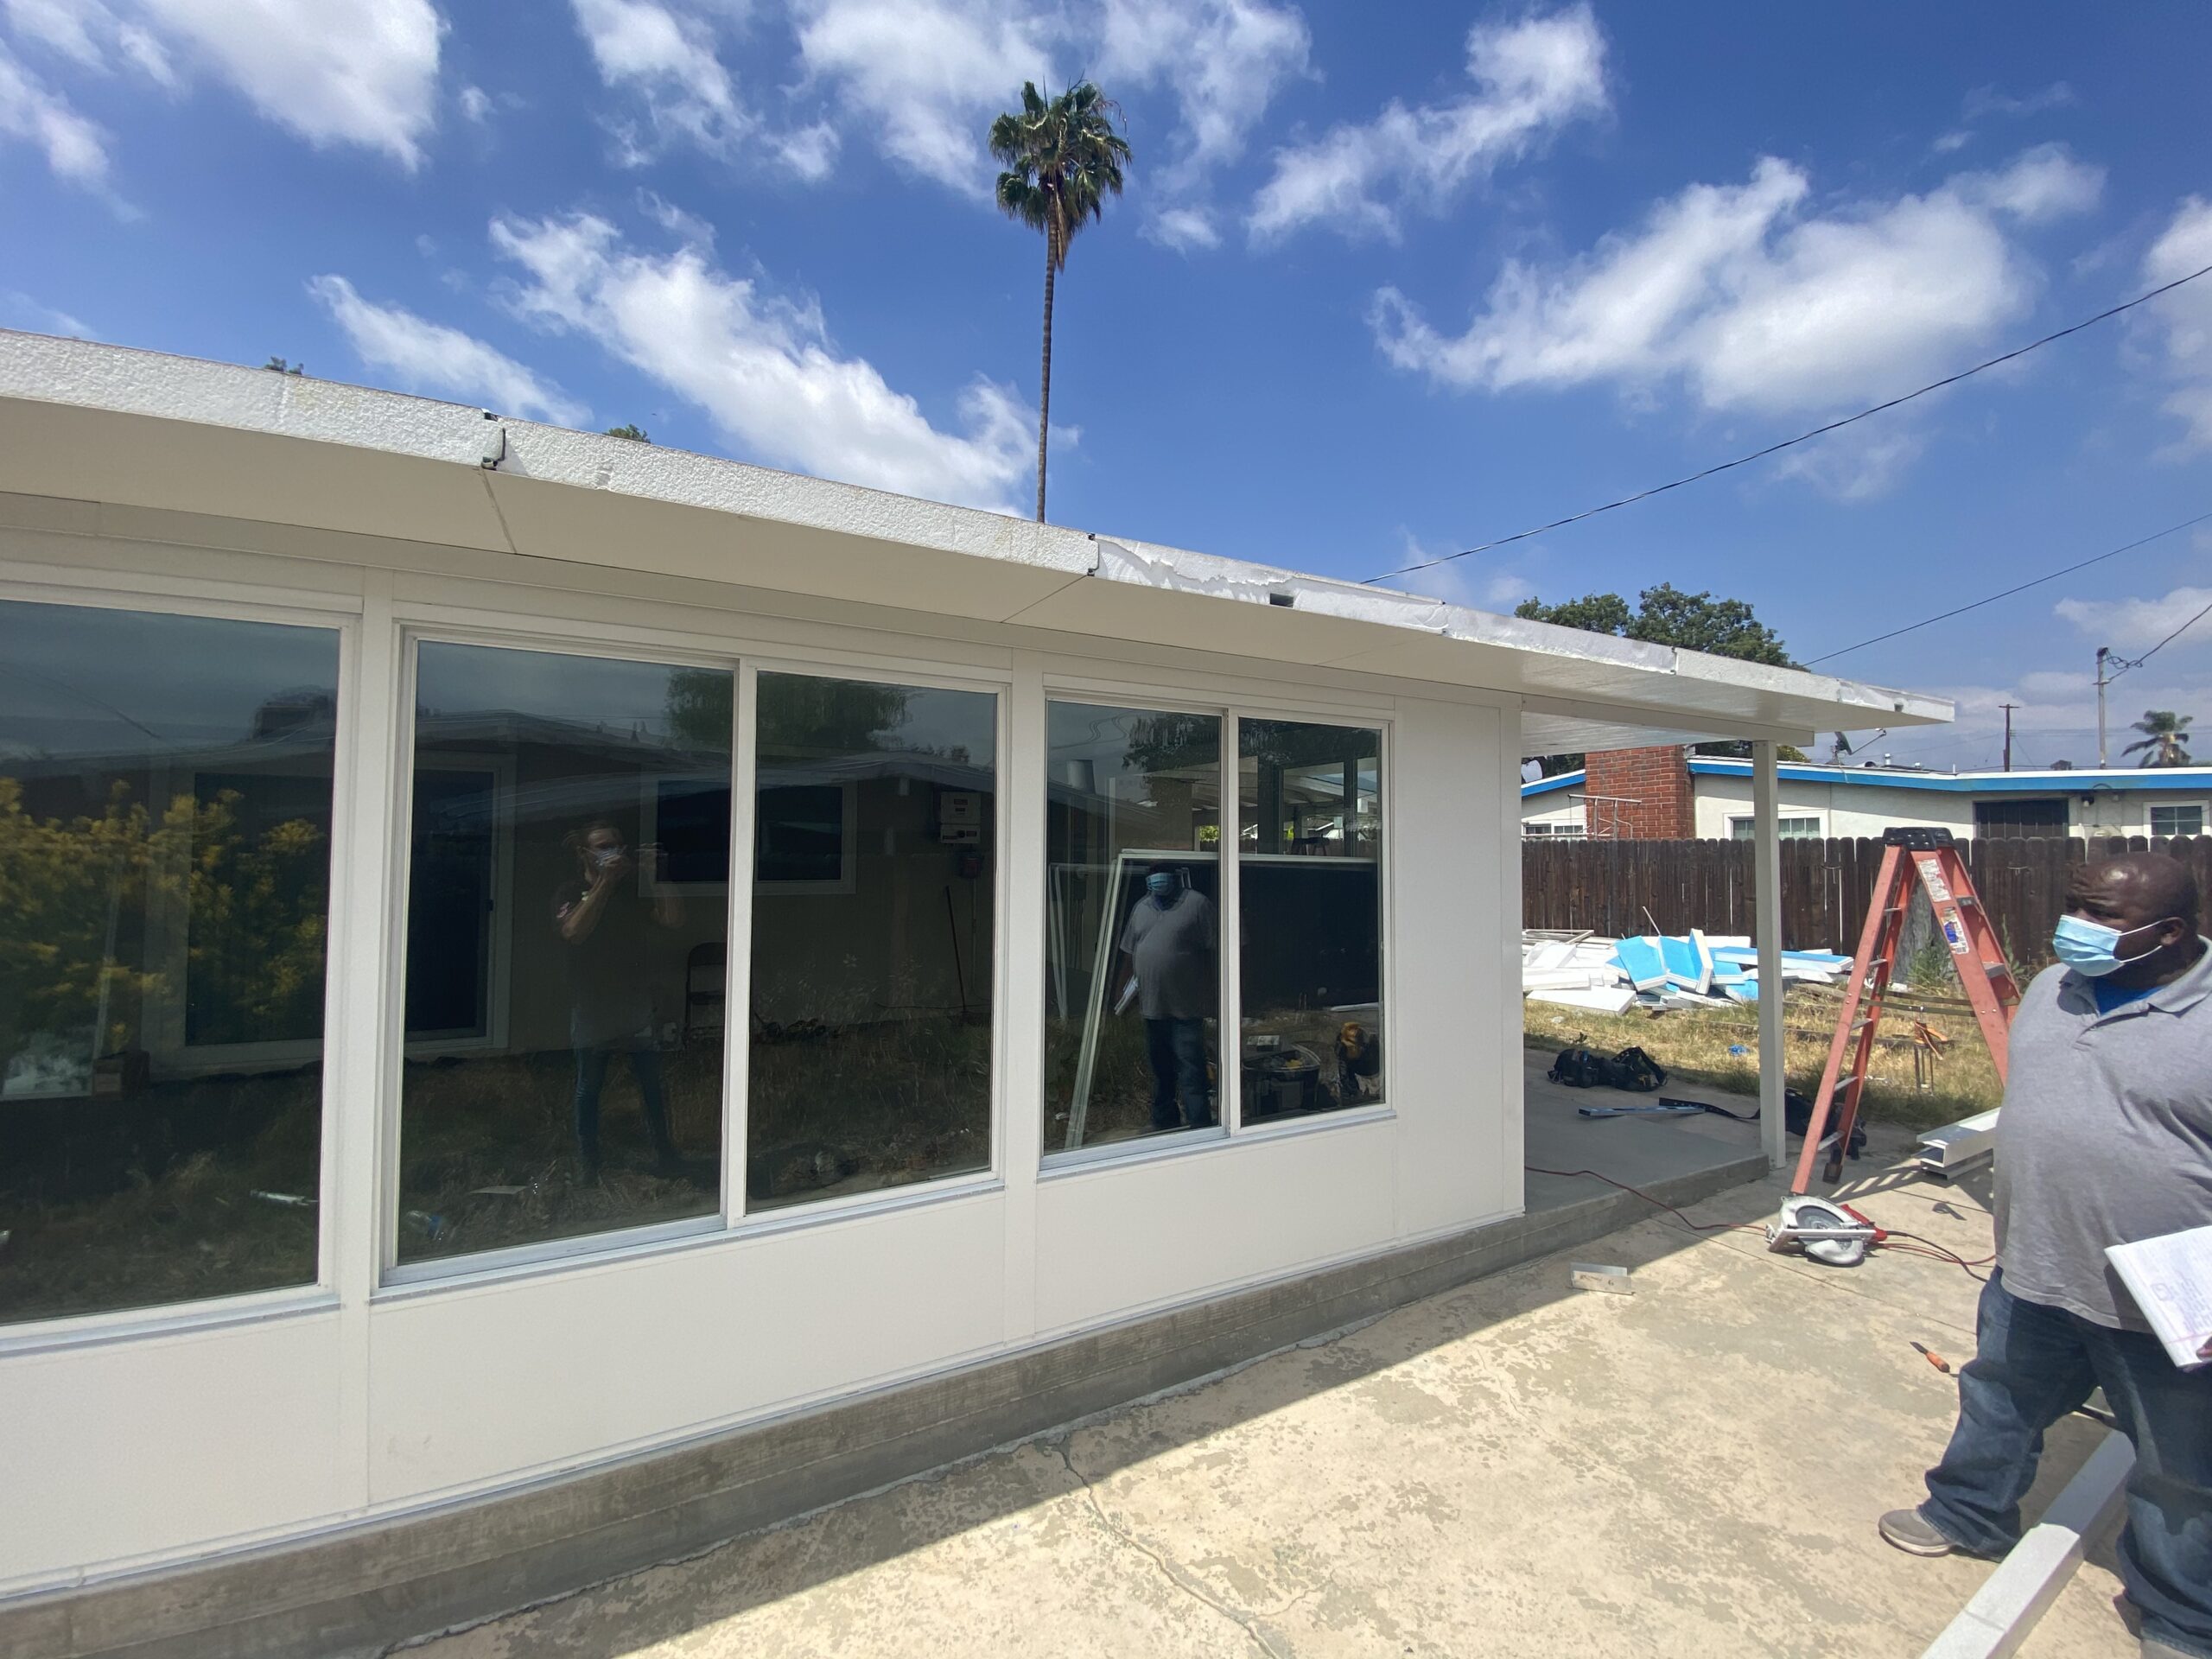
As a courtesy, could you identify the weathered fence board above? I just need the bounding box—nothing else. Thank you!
[1522,836,2211,967]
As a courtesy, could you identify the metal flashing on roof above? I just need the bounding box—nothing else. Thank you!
[1685,758,2212,794]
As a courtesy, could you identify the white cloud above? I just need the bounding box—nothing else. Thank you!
[1147,206,1220,251]
[0,39,110,185]
[1,289,94,335]
[490,210,1033,510]
[309,274,589,425]
[1372,147,2100,424]
[134,0,444,167]
[2141,196,2212,451]
[1931,130,1971,155]
[1099,0,1308,221]
[788,0,1056,193]
[1961,81,2074,122]
[571,0,747,156]
[458,81,489,122]
[2056,585,2212,654]
[1249,4,1607,243]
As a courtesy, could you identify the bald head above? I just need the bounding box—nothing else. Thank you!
[2069,853,2199,932]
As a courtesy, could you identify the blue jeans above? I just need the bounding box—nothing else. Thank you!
[572,1028,674,1164]
[1145,1017,1211,1132]
[1921,1269,2212,1656]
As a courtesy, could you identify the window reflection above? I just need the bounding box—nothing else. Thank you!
[1044,703,1222,1152]
[396,645,729,1263]
[1237,720,1383,1122]
[0,601,337,1323]
[747,673,995,1210]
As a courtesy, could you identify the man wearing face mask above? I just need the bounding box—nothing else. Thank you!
[1117,861,1217,1133]
[1880,854,2210,1659]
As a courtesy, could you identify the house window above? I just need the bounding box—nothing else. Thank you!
[1044,701,1223,1154]
[395,644,731,1266]
[1974,798,2069,836]
[2151,804,2205,838]
[1523,822,1586,839]
[1728,815,1821,840]
[747,671,996,1211]
[0,598,339,1325]
[1238,719,1383,1122]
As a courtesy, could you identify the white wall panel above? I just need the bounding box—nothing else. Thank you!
[365,1192,1006,1503]
[1389,698,1518,1239]
[1033,1120,1396,1336]
[0,1310,346,1590]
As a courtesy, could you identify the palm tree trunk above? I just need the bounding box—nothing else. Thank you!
[1036,217,1056,523]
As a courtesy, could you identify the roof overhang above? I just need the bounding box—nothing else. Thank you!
[0,331,1951,753]
[1688,758,2212,794]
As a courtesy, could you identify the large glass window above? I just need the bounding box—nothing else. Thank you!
[1237,720,1383,1124]
[396,645,730,1264]
[0,600,338,1322]
[747,672,995,1211]
[1045,702,1222,1153]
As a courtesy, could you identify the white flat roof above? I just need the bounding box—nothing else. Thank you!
[0,330,1950,753]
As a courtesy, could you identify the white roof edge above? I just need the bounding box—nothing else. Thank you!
[0,329,1951,731]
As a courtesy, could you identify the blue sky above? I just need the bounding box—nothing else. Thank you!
[3,1,2209,768]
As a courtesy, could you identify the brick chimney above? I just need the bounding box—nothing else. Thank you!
[1582,745,1694,839]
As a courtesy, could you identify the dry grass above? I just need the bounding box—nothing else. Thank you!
[1522,982,2005,1133]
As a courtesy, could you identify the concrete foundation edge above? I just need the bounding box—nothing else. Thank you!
[8,1154,1767,1659]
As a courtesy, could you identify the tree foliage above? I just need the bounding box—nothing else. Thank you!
[2123,709,2195,767]
[1515,582,1792,665]
[603,423,650,442]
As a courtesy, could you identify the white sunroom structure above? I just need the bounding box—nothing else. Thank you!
[0,333,1949,1657]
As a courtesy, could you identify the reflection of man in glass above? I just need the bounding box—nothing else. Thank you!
[1117,861,1217,1132]
[555,822,683,1180]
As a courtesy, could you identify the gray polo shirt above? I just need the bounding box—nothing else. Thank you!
[1118,890,1217,1021]
[1993,942,2212,1331]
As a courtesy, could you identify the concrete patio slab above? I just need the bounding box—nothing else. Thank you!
[396,1131,2136,1659]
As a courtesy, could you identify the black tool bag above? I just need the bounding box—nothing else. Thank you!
[1605,1046,1667,1092]
[1546,1045,1610,1088]
[1784,1087,1867,1158]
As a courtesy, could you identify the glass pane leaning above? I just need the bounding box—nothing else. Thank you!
[747,673,995,1211]
[1237,720,1384,1124]
[396,645,731,1264]
[0,600,339,1323]
[1044,702,1222,1153]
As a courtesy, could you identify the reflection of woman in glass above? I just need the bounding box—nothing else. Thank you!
[555,821,683,1181]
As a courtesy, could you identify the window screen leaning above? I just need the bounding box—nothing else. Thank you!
[1044,702,1223,1153]
[0,600,339,1324]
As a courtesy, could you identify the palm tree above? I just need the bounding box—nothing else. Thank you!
[2121,709,2195,766]
[989,81,1130,523]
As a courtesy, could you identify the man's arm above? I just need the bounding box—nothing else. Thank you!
[556,880,612,944]
[641,844,683,927]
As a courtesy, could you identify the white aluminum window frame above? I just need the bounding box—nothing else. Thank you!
[1727,812,1822,841]
[1037,673,1395,1174]
[2149,802,2205,839]
[0,571,361,1352]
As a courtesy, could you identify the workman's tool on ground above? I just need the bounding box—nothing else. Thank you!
[1766,1195,1884,1267]
[1791,828,2018,1194]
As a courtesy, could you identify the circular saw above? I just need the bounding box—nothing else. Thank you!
[1765,1195,1883,1267]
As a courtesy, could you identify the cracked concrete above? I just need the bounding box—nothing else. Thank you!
[400,1133,2133,1658]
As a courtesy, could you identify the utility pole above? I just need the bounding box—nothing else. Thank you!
[2000,702,2018,771]
[2095,646,2112,767]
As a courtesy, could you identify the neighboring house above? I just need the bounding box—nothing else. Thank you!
[1522,746,2211,840]
[0,333,1948,1655]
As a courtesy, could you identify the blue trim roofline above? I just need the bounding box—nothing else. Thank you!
[1521,769,1586,798]
[1684,758,2212,795]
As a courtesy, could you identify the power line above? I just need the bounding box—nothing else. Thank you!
[1363,260,2212,587]
[2107,590,2212,681]
[1802,509,2212,667]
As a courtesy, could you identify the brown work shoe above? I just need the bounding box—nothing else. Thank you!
[1879,1509,1962,1556]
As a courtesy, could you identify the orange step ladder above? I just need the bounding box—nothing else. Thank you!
[1792,828,2018,1192]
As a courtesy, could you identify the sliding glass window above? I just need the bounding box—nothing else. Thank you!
[0,600,338,1323]
[395,644,730,1264]
[1237,719,1383,1124]
[1045,702,1222,1154]
[747,672,995,1211]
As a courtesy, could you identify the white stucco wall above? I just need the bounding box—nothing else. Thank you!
[0,499,1526,1592]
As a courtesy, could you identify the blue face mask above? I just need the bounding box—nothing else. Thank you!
[2052,913,2172,977]
[1145,873,1178,905]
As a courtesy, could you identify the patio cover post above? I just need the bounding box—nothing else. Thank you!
[1753,741,1786,1169]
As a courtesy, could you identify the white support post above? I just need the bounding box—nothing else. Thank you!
[1753,741,1786,1170]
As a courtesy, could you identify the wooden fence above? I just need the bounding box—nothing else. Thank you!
[1522,835,2212,967]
